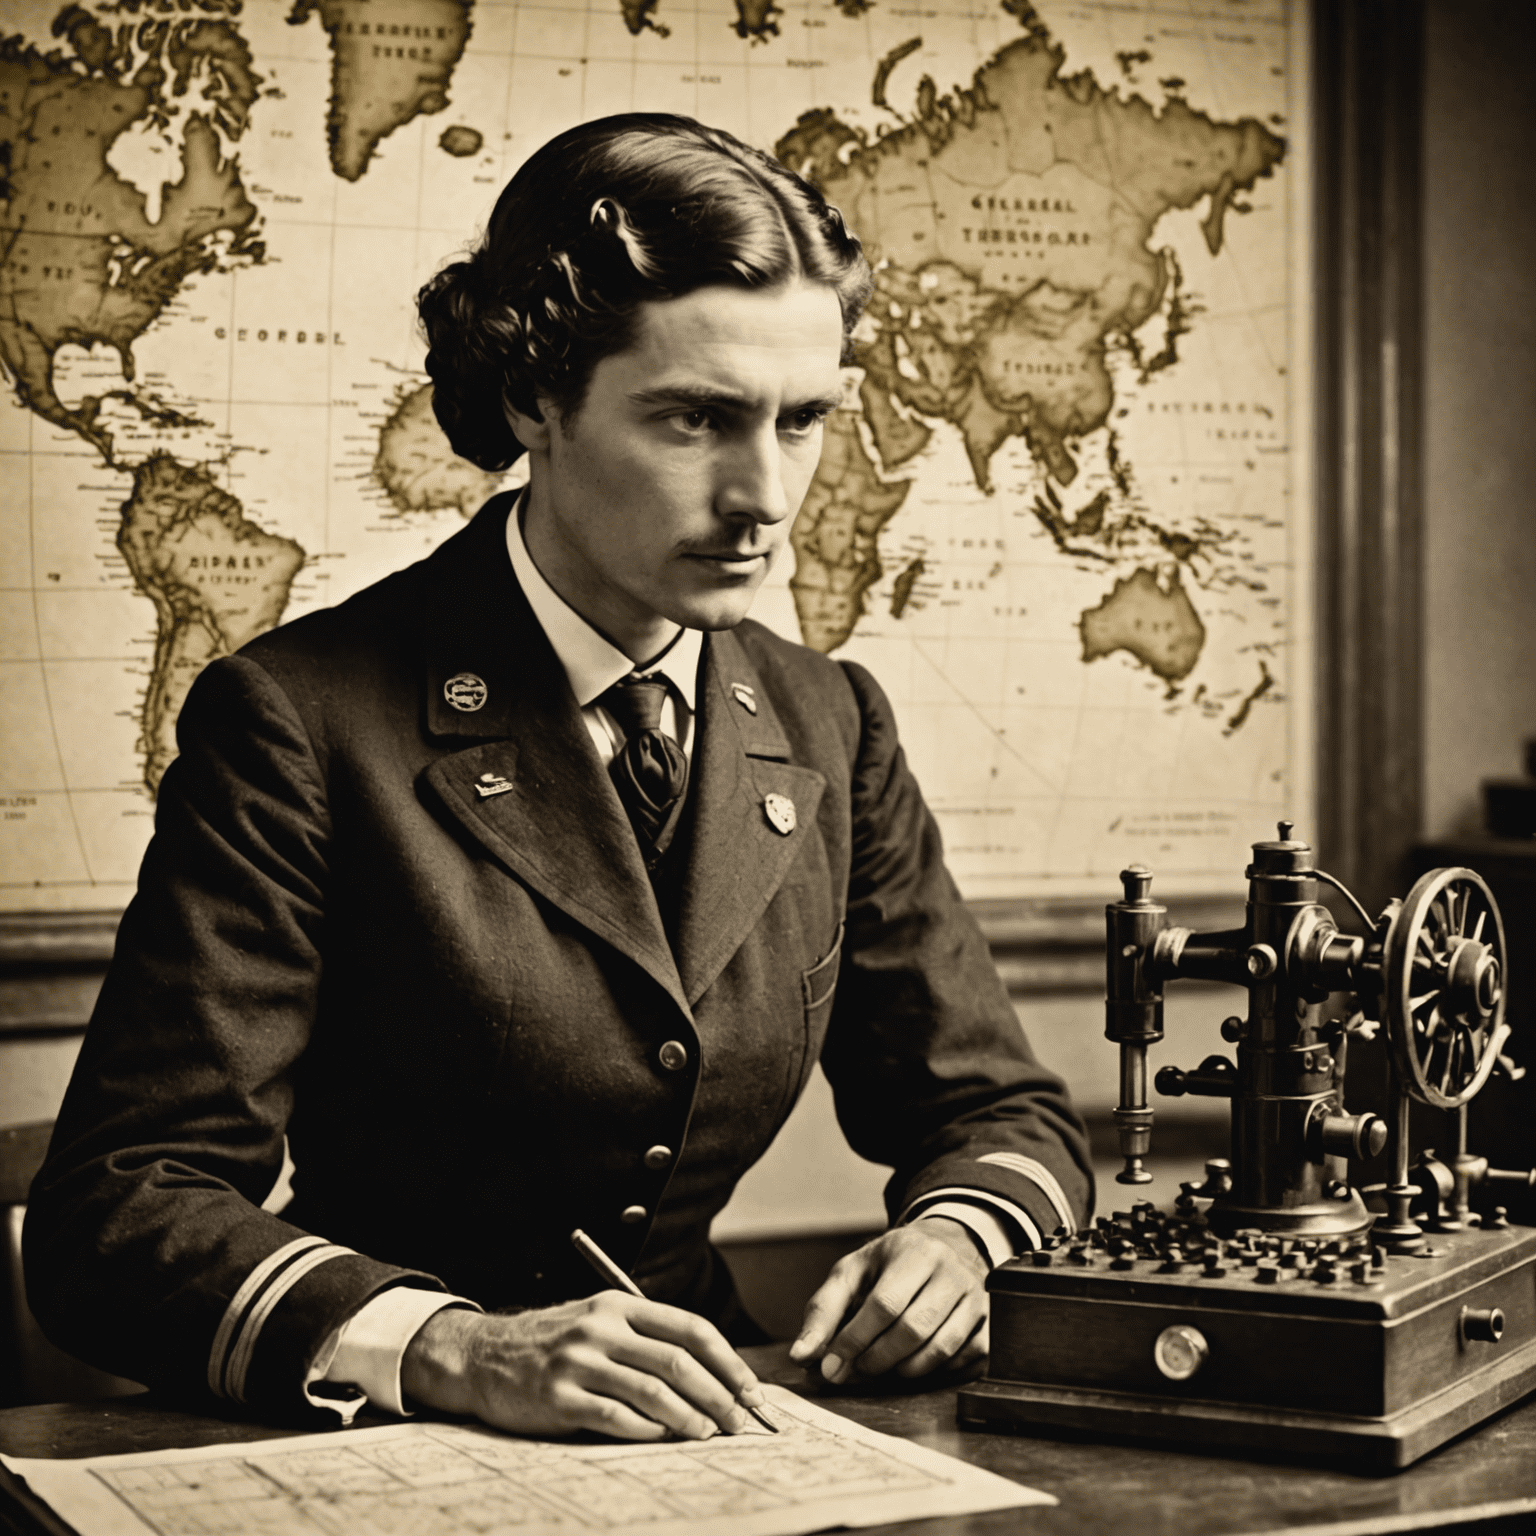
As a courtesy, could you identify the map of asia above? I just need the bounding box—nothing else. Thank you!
[1,0,1298,910]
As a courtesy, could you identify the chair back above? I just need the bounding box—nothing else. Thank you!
[0,1121,141,1406]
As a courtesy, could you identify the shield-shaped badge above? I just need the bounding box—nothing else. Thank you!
[763,793,796,836]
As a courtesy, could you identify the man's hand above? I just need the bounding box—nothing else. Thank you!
[400,1293,767,1440]
[788,1218,989,1385]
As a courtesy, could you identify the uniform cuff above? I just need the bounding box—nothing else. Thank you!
[902,1187,1042,1260]
[315,1288,481,1416]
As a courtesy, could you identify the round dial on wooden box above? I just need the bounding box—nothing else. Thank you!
[1154,1325,1209,1381]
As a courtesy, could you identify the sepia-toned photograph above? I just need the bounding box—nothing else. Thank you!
[2,0,1533,1531]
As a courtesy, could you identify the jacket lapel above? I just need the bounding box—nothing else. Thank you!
[675,628,826,1008]
[417,499,687,1016]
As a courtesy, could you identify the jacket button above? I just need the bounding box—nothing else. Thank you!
[620,1205,648,1224]
[643,1145,673,1170]
[657,1040,688,1072]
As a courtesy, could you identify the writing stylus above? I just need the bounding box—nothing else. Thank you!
[568,1228,777,1433]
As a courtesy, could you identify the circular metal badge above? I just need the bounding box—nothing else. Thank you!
[444,672,488,712]
[1153,1324,1209,1381]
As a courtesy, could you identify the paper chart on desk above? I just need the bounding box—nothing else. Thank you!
[1,1384,1052,1536]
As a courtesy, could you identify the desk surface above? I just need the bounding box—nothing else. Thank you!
[2,1347,1535,1536]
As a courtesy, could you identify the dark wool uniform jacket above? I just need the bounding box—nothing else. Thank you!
[26,496,1092,1416]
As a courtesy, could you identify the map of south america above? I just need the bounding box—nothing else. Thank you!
[118,457,305,793]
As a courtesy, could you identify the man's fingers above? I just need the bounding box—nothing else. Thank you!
[576,1358,727,1440]
[610,1334,751,1434]
[829,1263,968,1381]
[790,1249,872,1363]
[818,1244,937,1382]
[419,1295,771,1441]
[546,1380,674,1442]
[893,1300,987,1378]
[619,1299,764,1416]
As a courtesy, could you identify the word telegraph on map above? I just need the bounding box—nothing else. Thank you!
[959,824,1536,1470]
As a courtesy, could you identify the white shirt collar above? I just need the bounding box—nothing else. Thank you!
[504,493,702,711]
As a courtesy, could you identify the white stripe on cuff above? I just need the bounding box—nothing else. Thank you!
[209,1240,358,1403]
[226,1243,357,1403]
[208,1236,329,1398]
[975,1151,1079,1235]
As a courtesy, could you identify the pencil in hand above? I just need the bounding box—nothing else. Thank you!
[569,1228,778,1433]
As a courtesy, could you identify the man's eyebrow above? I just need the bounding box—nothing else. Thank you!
[627,384,844,414]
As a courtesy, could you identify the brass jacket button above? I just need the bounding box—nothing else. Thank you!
[657,1040,688,1072]
[643,1145,673,1170]
[620,1205,648,1224]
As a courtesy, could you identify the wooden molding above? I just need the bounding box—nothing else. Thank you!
[0,912,120,969]
[0,893,1254,1038]
[972,895,1246,996]
[1312,0,1426,913]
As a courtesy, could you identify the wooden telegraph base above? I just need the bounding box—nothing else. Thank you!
[960,1337,1536,1472]
[958,1222,1536,1472]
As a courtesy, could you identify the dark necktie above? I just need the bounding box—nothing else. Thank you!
[600,674,689,869]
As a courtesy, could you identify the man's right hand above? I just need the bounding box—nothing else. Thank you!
[399,1293,767,1440]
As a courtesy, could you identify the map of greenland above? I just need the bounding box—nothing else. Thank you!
[777,27,1285,677]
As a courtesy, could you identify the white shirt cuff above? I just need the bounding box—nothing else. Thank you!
[903,1187,1043,1264]
[308,1287,480,1417]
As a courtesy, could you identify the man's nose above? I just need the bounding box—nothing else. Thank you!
[717,423,791,525]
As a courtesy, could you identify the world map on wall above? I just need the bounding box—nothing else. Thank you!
[1,0,1295,910]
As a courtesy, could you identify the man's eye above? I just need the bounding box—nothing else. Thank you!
[678,410,713,431]
[781,409,828,435]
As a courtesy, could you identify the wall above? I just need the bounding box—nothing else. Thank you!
[1420,0,1536,840]
[716,985,1240,1243]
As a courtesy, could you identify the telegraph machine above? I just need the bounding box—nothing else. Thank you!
[957,824,1536,1470]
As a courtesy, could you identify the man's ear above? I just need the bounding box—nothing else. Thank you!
[504,393,552,453]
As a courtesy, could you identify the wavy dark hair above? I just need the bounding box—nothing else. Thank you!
[416,113,873,471]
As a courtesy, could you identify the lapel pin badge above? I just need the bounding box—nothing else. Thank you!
[763,793,796,836]
[444,672,488,712]
[473,771,513,799]
[731,683,758,715]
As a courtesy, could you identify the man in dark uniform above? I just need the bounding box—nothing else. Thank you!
[26,115,1091,1441]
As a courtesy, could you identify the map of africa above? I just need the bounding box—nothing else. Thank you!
[1,0,1299,911]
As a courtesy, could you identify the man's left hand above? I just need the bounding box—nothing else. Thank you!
[788,1218,989,1384]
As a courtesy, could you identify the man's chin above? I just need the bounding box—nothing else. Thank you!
[662,587,765,633]
[677,611,754,634]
